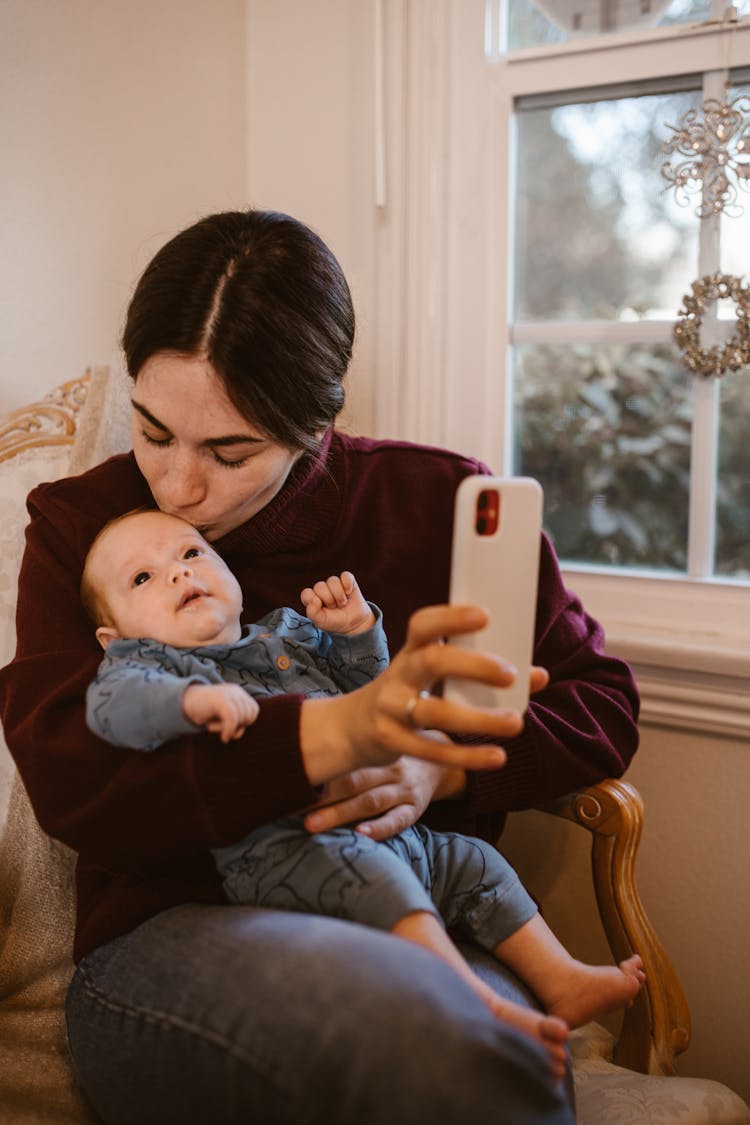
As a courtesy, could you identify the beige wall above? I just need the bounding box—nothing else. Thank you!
[501,719,750,1103]
[0,0,247,413]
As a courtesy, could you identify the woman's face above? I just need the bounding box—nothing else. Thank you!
[131,353,302,541]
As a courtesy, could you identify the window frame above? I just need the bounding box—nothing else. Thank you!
[488,6,750,705]
[372,0,750,731]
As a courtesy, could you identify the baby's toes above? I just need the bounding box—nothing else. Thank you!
[549,1043,569,1081]
[621,954,643,977]
[539,1014,569,1046]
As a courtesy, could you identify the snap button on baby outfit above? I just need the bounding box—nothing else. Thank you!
[276,654,291,671]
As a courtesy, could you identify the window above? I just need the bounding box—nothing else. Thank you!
[373,0,750,707]
[510,75,750,579]
[473,0,750,702]
[499,0,728,52]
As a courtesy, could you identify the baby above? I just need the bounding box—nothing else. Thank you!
[82,508,645,1078]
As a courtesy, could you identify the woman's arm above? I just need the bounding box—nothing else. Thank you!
[0,483,524,869]
[301,537,639,839]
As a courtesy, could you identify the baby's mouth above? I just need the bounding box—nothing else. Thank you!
[177,587,206,611]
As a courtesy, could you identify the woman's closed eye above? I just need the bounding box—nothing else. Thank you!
[210,448,251,469]
[141,429,172,448]
[141,428,250,468]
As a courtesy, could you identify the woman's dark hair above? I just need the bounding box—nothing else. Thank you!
[122,209,354,453]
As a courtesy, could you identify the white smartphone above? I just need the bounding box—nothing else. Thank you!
[444,475,543,715]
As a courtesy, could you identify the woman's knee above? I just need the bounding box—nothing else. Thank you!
[66,905,573,1125]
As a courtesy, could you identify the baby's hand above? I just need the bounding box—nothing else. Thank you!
[182,683,260,743]
[300,571,376,635]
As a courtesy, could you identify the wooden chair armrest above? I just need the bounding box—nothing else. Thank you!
[540,778,691,1075]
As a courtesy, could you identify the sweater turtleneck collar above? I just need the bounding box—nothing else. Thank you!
[213,427,341,558]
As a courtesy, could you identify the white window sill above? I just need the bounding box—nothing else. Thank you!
[562,566,750,738]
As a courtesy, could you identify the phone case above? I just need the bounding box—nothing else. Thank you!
[444,476,543,715]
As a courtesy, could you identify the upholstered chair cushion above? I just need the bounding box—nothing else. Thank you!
[571,1024,750,1124]
[0,368,130,1123]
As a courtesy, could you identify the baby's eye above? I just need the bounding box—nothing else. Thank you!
[133,571,151,587]
[183,547,202,560]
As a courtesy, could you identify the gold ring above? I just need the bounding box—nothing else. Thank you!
[405,690,429,728]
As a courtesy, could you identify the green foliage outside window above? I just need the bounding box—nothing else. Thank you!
[514,343,692,570]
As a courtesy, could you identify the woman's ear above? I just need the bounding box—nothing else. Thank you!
[95,625,121,651]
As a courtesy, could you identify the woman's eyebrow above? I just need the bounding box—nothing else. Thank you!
[206,434,264,449]
[131,399,262,447]
[132,399,169,431]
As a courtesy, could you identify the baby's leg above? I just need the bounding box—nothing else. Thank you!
[217,821,568,1077]
[492,913,645,1030]
[396,826,643,1031]
[216,819,447,933]
[393,910,569,1081]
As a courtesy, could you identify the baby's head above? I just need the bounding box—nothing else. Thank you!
[81,509,243,651]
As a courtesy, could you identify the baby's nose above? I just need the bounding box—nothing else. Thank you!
[168,561,193,583]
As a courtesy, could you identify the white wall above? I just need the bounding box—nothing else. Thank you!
[246,0,378,435]
[0,0,247,413]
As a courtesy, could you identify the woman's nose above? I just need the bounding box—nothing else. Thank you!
[159,450,207,510]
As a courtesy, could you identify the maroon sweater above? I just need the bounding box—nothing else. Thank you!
[0,431,639,961]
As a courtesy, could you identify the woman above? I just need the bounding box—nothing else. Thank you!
[0,209,639,1124]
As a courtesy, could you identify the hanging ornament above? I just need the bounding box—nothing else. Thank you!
[674,274,750,378]
[660,92,750,218]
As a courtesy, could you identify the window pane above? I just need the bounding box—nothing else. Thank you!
[506,0,712,52]
[720,82,750,278]
[513,342,691,570]
[514,91,701,321]
[715,81,750,578]
[716,366,750,578]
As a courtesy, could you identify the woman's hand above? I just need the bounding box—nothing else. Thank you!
[301,603,543,786]
[303,750,465,841]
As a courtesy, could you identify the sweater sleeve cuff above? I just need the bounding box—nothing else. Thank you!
[195,694,318,845]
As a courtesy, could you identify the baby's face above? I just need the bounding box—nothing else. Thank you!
[90,511,243,649]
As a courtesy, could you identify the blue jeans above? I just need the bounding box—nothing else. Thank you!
[66,904,575,1125]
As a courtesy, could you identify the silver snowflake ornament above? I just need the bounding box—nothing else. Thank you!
[660,93,750,218]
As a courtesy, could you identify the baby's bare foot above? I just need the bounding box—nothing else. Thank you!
[487,995,569,1081]
[546,954,645,1030]
[464,972,569,1080]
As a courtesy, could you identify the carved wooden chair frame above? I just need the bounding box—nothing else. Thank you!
[545,779,691,1075]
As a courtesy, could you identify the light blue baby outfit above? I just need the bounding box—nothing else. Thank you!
[87,605,536,950]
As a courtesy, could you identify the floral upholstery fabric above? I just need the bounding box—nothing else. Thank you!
[0,368,130,1124]
[0,369,748,1123]
[571,1024,750,1124]
[0,453,96,1123]
[0,445,72,827]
